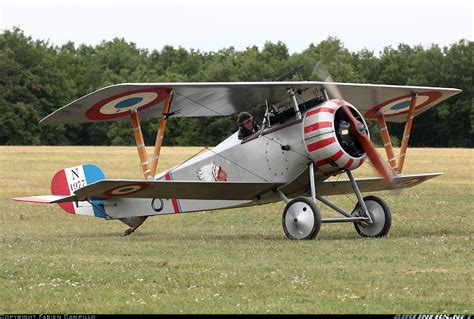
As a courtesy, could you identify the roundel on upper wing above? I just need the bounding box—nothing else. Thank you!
[103,183,149,197]
[364,91,442,119]
[86,87,170,121]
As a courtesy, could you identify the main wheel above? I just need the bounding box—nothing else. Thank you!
[282,197,321,240]
[351,195,391,238]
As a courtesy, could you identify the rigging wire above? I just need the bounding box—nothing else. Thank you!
[167,146,208,172]
[174,91,225,116]
[204,146,270,182]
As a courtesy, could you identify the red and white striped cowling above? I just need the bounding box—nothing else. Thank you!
[302,99,368,176]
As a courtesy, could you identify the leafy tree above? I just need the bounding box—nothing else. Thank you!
[0,28,471,147]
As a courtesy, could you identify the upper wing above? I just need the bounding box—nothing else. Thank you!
[318,173,442,196]
[40,82,461,125]
[61,179,284,202]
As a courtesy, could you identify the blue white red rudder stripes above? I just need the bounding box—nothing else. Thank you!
[50,164,106,217]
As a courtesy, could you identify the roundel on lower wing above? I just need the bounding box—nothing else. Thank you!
[364,91,442,119]
[86,87,170,121]
[103,183,149,197]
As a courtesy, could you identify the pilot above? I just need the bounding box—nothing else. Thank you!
[237,112,260,140]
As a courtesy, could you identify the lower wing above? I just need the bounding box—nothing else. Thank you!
[318,173,442,196]
[14,180,284,203]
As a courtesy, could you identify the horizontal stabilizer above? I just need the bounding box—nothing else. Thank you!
[319,173,442,196]
[13,195,73,204]
[72,180,283,201]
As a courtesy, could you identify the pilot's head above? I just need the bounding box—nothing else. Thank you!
[237,112,253,130]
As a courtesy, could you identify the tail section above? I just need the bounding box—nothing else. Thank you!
[50,164,106,217]
[14,163,152,234]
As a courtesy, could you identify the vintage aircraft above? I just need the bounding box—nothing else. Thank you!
[14,68,461,239]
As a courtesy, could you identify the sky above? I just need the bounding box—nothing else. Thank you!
[1,0,472,54]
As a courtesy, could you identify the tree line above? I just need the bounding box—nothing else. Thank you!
[0,28,472,147]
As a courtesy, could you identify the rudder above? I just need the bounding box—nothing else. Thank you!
[51,164,106,218]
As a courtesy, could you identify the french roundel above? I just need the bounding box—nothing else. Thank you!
[364,91,442,119]
[103,183,149,197]
[86,87,170,121]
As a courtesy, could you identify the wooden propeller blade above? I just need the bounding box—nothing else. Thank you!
[312,62,343,99]
[340,104,394,185]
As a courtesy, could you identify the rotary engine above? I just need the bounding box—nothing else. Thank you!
[303,99,368,176]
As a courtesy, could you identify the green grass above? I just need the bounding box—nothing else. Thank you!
[0,146,472,313]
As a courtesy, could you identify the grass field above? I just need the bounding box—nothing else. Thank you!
[0,146,472,314]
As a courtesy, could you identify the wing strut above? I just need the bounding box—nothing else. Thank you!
[130,109,152,179]
[396,93,418,174]
[377,112,397,170]
[150,90,174,176]
[125,91,174,235]
[376,93,418,175]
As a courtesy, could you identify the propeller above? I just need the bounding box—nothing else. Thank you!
[312,63,394,185]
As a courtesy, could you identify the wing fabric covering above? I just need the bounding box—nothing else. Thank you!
[72,180,283,201]
[318,173,442,196]
[40,82,461,125]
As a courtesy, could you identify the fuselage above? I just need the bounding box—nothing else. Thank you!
[150,118,312,214]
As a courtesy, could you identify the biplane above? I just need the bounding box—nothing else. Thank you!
[14,68,461,239]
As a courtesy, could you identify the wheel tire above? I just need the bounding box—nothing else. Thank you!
[352,195,391,238]
[282,197,321,240]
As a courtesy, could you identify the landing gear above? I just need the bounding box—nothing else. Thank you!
[352,195,391,238]
[277,163,392,240]
[282,197,321,240]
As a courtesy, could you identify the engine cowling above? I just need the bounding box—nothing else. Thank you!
[302,99,368,176]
